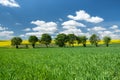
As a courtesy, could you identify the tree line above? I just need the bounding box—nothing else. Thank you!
[11,33,111,48]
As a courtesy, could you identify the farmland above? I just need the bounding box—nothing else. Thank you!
[0,45,120,80]
[0,39,120,47]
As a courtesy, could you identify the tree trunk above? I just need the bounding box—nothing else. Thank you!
[46,44,48,48]
[32,44,35,48]
[106,44,109,47]
[95,43,98,47]
[16,45,18,49]
[83,44,86,47]
[69,43,71,47]
[26,44,28,48]
[72,44,74,47]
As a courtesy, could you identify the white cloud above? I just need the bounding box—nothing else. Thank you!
[23,28,31,32]
[68,10,104,23]
[19,34,25,37]
[68,10,90,21]
[62,20,86,29]
[98,30,120,39]
[103,31,113,35]
[0,31,14,35]
[0,25,14,39]
[114,29,120,32]
[0,26,8,30]
[86,16,104,23]
[25,20,58,37]
[60,28,82,36]
[86,26,119,39]
[31,20,45,26]
[60,20,86,36]
[26,32,42,37]
[110,34,120,39]
[0,30,14,39]
[110,25,118,29]
[0,0,20,7]
[31,20,57,33]
[90,26,106,31]
[91,30,120,39]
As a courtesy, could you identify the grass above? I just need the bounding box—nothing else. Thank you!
[0,46,120,80]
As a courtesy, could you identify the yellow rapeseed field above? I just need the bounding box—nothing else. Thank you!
[0,40,120,47]
[0,40,11,47]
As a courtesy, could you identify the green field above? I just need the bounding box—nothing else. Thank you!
[0,45,120,80]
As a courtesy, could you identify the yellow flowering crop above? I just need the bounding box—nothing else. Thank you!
[0,40,120,47]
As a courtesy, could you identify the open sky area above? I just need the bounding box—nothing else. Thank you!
[0,0,120,40]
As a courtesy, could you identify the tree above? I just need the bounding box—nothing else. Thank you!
[67,34,76,47]
[77,36,87,47]
[28,35,38,48]
[89,34,100,47]
[81,36,88,47]
[40,33,52,47]
[103,36,111,47]
[11,37,22,48]
[76,36,82,45]
[55,33,68,47]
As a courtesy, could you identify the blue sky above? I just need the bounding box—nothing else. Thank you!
[0,0,120,39]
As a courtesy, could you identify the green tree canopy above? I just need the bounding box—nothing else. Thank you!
[103,36,111,47]
[40,33,52,47]
[67,34,76,47]
[77,36,88,47]
[28,35,38,48]
[55,33,68,47]
[76,36,82,45]
[89,34,100,47]
[11,37,22,48]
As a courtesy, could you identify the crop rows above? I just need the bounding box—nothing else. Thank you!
[0,46,120,80]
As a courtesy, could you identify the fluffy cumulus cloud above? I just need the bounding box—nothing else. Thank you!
[62,20,86,29]
[26,32,42,37]
[98,31,112,37]
[31,20,57,32]
[0,25,14,39]
[0,26,8,30]
[97,30,120,39]
[68,10,104,23]
[0,0,20,7]
[90,26,106,31]
[114,29,120,33]
[110,25,118,29]
[60,28,82,36]
[60,20,86,36]
[68,10,90,21]
[87,26,120,39]
[86,25,120,39]
[25,20,58,37]
[0,31,14,36]
[0,26,14,39]
[86,16,104,23]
